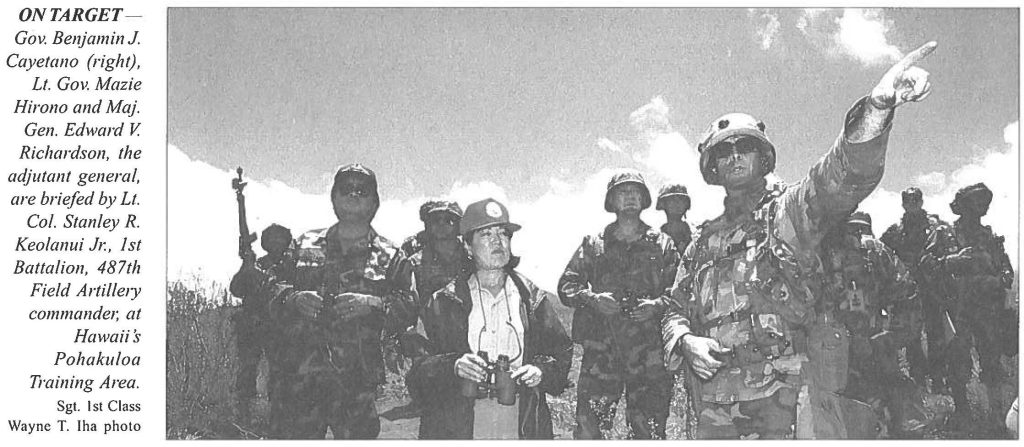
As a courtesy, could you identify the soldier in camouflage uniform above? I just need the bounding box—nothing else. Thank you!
[394,200,469,411]
[398,200,468,305]
[661,42,934,439]
[228,223,296,423]
[821,211,919,436]
[657,184,693,253]
[920,183,1016,433]
[879,187,946,387]
[558,170,679,439]
[266,164,415,439]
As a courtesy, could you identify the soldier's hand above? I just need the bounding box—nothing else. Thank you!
[943,247,975,268]
[240,249,257,266]
[869,41,936,109]
[630,298,660,322]
[331,293,384,321]
[591,292,621,316]
[511,364,543,388]
[285,291,323,320]
[678,334,731,380]
[455,353,489,382]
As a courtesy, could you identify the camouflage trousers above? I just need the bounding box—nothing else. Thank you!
[945,305,1013,424]
[846,330,914,435]
[268,370,379,439]
[696,388,799,439]
[574,318,671,439]
[233,311,270,398]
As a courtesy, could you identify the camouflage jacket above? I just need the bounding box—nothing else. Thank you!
[400,232,426,258]
[410,270,572,439]
[821,234,917,338]
[268,225,415,387]
[662,221,693,254]
[662,97,893,404]
[880,212,945,272]
[229,254,297,317]
[920,220,1014,311]
[557,221,679,342]
[396,239,469,309]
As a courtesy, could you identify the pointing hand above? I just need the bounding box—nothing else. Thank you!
[869,41,936,109]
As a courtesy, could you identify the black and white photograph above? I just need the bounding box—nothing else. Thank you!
[165,8,1019,440]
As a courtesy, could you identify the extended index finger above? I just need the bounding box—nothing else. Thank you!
[893,41,937,72]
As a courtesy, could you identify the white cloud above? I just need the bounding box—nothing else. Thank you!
[629,96,673,139]
[796,8,902,67]
[749,9,782,51]
[597,137,623,154]
[168,145,427,291]
[859,121,1019,267]
[836,9,902,65]
[170,96,725,295]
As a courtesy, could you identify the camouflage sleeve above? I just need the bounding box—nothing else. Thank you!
[662,245,696,372]
[529,289,573,396]
[877,244,916,306]
[777,97,892,249]
[993,234,1015,289]
[263,280,327,346]
[407,352,463,401]
[653,234,682,314]
[918,225,956,291]
[383,249,418,336]
[228,264,267,298]
[391,252,417,303]
[879,224,899,250]
[557,236,598,308]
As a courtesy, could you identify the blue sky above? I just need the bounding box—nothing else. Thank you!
[168,8,1019,291]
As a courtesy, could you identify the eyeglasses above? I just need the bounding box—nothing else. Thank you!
[712,137,762,160]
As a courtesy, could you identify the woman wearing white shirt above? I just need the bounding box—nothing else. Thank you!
[407,198,572,439]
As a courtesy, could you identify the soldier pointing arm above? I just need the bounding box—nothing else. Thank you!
[662,42,936,440]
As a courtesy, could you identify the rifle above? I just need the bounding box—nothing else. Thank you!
[232,167,257,261]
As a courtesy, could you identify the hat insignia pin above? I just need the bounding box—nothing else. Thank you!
[485,202,503,218]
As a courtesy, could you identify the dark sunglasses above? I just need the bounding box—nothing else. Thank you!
[336,184,372,197]
[712,137,763,159]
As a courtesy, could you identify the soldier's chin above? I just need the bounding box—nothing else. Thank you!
[334,208,374,224]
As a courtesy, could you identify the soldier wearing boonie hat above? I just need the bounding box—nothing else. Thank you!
[394,199,469,417]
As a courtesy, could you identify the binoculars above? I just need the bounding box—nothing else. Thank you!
[618,291,646,315]
[459,351,516,406]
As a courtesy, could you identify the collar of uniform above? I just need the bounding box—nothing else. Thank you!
[322,223,377,247]
[601,220,657,244]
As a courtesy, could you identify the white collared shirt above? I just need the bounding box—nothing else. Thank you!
[466,273,525,369]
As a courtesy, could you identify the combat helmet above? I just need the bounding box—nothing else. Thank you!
[697,113,777,185]
[655,184,691,211]
[950,183,993,216]
[604,169,653,212]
